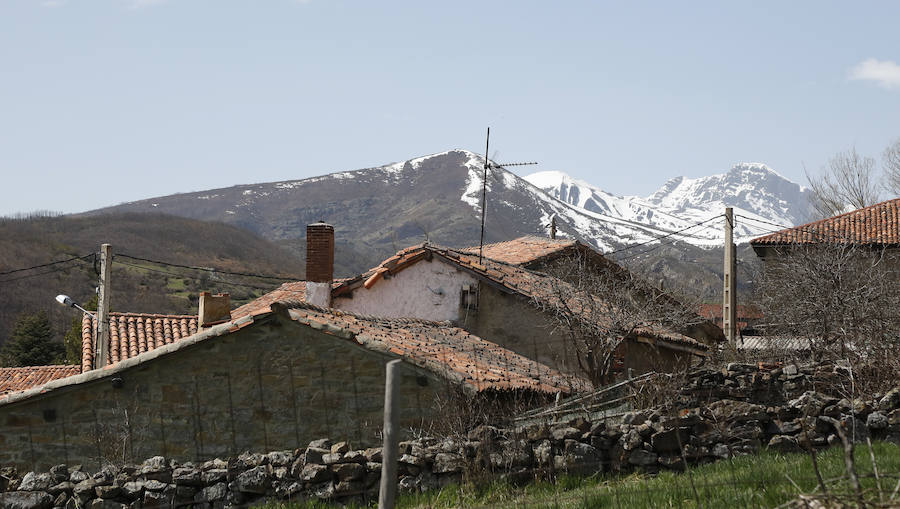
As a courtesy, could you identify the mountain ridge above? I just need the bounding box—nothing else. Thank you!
[84,149,804,299]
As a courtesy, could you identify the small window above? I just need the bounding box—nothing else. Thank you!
[460,284,479,310]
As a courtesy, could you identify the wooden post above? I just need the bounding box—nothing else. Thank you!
[378,359,401,509]
[96,243,111,369]
[722,209,737,345]
[550,215,557,240]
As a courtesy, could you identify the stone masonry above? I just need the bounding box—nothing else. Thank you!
[3,362,900,508]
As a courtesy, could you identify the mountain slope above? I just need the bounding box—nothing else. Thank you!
[91,150,662,262]
[0,213,305,351]
[84,150,804,303]
[92,150,790,260]
[527,163,812,243]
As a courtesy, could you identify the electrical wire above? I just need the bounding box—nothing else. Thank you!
[603,215,724,256]
[115,253,299,282]
[734,214,791,230]
[112,260,282,291]
[0,258,92,284]
[0,253,95,276]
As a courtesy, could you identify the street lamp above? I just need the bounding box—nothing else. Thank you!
[55,294,96,318]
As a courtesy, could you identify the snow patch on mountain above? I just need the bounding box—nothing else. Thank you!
[157,148,810,254]
[526,162,812,246]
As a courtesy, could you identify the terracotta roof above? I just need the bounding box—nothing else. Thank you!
[229,279,357,319]
[0,365,81,397]
[231,281,307,319]
[82,312,198,371]
[334,244,709,353]
[276,300,588,395]
[751,198,900,246]
[34,301,586,402]
[463,236,580,267]
[697,304,763,321]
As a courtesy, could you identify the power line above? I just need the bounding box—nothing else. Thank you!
[604,215,724,257]
[734,214,791,230]
[115,253,300,282]
[0,253,94,276]
[0,258,92,284]
[112,260,282,291]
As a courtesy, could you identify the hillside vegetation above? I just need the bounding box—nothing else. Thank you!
[0,213,305,355]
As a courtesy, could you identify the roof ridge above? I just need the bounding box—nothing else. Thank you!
[751,197,900,245]
[271,298,456,328]
[0,365,80,371]
[107,312,198,319]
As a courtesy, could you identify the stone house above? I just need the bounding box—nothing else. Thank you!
[749,198,900,353]
[0,299,582,472]
[260,226,710,379]
[0,224,711,471]
[470,236,725,345]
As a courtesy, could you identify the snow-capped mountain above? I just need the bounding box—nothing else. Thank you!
[90,150,810,279]
[526,163,812,245]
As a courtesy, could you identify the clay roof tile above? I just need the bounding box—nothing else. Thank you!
[751,198,900,247]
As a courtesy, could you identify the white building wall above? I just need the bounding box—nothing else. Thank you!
[333,259,477,322]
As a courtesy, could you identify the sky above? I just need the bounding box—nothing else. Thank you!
[1,0,899,216]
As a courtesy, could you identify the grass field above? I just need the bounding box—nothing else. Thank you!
[264,441,900,508]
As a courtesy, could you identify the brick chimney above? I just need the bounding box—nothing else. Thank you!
[199,292,231,327]
[305,221,334,307]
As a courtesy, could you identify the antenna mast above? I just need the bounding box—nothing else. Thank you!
[477,127,538,263]
[479,127,490,263]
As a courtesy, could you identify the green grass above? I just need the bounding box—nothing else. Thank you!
[165,277,188,291]
[262,441,900,509]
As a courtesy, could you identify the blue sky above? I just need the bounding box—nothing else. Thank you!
[1,0,898,216]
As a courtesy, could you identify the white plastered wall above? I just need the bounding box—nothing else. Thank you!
[333,258,477,322]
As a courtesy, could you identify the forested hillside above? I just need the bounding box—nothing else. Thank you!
[0,213,305,356]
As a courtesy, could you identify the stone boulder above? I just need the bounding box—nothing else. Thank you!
[432,453,464,474]
[879,388,900,412]
[232,466,270,494]
[300,464,331,484]
[17,472,52,492]
[0,491,53,509]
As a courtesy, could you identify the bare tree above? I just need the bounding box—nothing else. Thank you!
[533,252,707,385]
[884,138,900,196]
[806,148,881,218]
[755,242,900,363]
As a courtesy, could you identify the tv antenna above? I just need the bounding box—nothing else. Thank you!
[478,127,538,263]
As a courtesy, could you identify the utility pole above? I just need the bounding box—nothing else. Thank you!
[378,359,401,509]
[722,209,737,345]
[95,243,111,369]
[549,215,557,240]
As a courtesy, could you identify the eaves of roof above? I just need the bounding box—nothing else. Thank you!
[750,198,900,247]
[5,301,586,408]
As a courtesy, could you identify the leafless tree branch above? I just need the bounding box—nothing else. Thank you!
[806,147,881,219]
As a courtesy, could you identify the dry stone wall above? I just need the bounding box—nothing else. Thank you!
[3,362,900,508]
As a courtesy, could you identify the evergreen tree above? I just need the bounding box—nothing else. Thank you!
[0,310,65,367]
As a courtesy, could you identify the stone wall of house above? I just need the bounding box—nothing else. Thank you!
[333,259,478,322]
[3,362,900,508]
[458,283,693,378]
[0,315,445,473]
[458,282,577,374]
[617,340,691,375]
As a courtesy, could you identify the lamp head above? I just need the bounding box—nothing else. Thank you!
[55,294,74,307]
